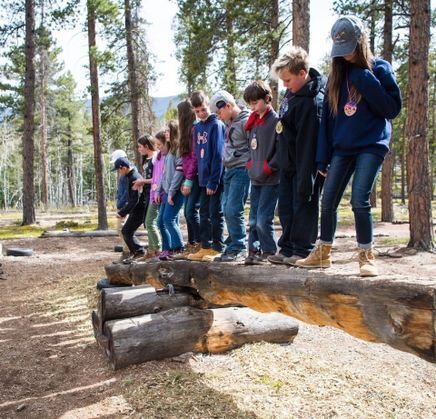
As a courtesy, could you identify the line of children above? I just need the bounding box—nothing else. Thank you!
[113,15,401,278]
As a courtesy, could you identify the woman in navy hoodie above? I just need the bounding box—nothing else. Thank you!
[296,16,401,277]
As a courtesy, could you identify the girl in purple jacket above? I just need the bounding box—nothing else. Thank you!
[178,99,201,254]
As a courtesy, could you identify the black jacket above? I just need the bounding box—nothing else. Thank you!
[118,167,145,217]
[277,68,326,198]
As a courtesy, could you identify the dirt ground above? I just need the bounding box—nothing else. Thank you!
[0,221,435,419]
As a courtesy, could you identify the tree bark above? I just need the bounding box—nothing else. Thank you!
[105,261,436,363]
[381,0,394,222]
[103,306,299,370]
[66,133,75,207]
[38,3,48,210]
[125,0,141,168]
[87,0,108,230]
[406,0,434,250]
[22,0,36,225]
[269,0,279,110]
[292,0,310,52]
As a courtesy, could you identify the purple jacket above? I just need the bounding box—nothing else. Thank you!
[182,134,198,181]
[150,152,165,203]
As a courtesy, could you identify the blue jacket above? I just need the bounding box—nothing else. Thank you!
[194,114,225,190]
[317,58,402,171]
[116,175,129,210]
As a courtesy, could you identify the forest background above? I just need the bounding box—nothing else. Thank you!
[0,0,434,249]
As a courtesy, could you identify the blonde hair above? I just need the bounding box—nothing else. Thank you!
[327,30,374,115]
[271,46,309,76]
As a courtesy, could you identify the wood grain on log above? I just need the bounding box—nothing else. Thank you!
[103,306,299,370]
[105,260,436,363]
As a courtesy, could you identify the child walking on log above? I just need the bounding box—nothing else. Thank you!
[295,16,402,276]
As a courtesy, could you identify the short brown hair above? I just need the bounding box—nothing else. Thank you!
[271,46,309,75]
[190,90,209,108]
[243,80,272,104]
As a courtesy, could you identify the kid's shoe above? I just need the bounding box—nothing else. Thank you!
[267,253,289,265]
[158,250,174,261]
[244,253,273,265]
[358,248,378,277]
[215,251,247,262]
[187,247,208,261]
[201,248,222,262]
[168,248,186,260]
[294,244,332,268]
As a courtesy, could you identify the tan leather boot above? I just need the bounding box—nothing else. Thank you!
[358,248,378,277]
[294,244,332,268]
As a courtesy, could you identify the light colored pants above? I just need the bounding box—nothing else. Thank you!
[117,217,129,252]
[145,202,161,252]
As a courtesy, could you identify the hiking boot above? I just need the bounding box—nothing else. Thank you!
[294,244,332,268]
[268,253,289,265]
[168,248,186,260]
[187,247,209,261]
[215,251,247,262]
[358,248,378,277]
[201,248,222,262]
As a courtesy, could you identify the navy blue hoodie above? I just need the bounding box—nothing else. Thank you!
[194,114,226,190]
[317,58,402,171]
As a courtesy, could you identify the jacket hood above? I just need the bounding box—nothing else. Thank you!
[295,68,326,98]
[233,109,250,124]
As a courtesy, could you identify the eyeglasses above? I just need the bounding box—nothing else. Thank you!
[215,100,227,109]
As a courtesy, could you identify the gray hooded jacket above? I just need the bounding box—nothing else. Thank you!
[223,109,250,169]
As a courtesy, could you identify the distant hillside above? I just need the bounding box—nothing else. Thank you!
[152,95,181,120]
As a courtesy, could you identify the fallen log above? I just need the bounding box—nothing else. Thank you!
[40,230,147,238]
[105,260,436,363]
[97,285,203,325]
[103,306,299,369]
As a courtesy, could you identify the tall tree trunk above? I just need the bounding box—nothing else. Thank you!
[292,0,310,52]
[87,0,108,230]
[224,0,236,94]
[406,0,433,249]
[381,0,394,222]
[269,0,279,110]
[22,0,36,225]
[125,0,141,168]
[66,131,75,207]
[400,115,407,204]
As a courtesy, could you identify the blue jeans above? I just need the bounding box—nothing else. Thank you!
[157,191,184,251]
[248,184,279,254]
[184,177,201,244]
[199,183,224,252]
[222,167,250,253]
[320,153,383,248]
[277,171,322,258]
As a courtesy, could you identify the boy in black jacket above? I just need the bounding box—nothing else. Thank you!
[113,156,146,261]
[268,46,325,265]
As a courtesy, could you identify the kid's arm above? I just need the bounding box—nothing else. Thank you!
[169,155,185,198]
[316,98,333,172]
[349,60,402,120]
[206,124,225,191]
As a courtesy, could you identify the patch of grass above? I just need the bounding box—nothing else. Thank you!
[256,374,286,392]
[0,224,46,239]
[377,237,409,246]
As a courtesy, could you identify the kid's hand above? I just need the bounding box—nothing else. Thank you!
[181,185,191,196]
[318,170,328,177]
[132,178,144,190]
[168,196,174,206]
[155,195,161,204]
[206,188,216,196]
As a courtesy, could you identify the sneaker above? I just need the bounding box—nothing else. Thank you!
[268,253,289,265]
[201,248,222,262]
[358,248,378,277]
[159,250,174,261]
[187,247,209,261]
[168,248,186,260]
[283,255,304,266]
[122,251,145,264]
[215,251,247,262]
[245,253,272,265]
[294,244,332,269]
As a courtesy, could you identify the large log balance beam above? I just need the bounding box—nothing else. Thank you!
[105,260,436,363]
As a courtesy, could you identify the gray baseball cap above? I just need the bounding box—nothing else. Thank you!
[210,90,236,113]
[330,16,363,58]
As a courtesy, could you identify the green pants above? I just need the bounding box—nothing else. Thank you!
[145,202,161,251]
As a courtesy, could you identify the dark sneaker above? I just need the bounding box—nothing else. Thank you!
[284,255,304,266]
[245,254,269,265]
[268,253,289,265]
[215,251,247,262]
